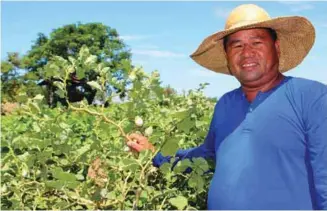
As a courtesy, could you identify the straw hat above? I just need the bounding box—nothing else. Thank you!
[190,4,315,75]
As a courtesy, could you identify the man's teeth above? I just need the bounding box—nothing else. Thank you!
[242,63,256,67]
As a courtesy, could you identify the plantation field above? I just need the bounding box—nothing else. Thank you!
[1,47,216,210]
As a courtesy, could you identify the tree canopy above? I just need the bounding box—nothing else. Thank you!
[1,22,133,106]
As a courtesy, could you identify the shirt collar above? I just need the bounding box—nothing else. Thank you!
[238,76,292,99]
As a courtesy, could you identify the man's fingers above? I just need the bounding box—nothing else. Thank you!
[126,141,143,152]
[128,133,148,144]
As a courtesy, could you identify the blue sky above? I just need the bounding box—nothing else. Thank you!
[2,1,327,98]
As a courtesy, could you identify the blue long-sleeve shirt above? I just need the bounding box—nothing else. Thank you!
[153,76,327,210]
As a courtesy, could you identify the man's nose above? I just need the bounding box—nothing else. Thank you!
[241,44,255,57]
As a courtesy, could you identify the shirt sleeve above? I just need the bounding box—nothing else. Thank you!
[152,98,221,168]
[304,84,327,209]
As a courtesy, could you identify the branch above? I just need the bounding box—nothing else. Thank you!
[69,105,132,142]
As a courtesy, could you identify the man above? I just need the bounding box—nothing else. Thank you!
[127,4,327,210]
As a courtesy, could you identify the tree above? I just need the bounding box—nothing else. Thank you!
[1,53,22,102]
[6,22,132,106]
[1,53,42,103]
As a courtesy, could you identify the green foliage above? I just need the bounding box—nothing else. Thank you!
[1,53,43,103]
[1,47,215,210]
[1,23,132,106]
[26,22,131,74]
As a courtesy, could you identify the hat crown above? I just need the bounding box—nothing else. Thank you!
[225,4,271,30]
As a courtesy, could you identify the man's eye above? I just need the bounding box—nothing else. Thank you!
[233,45,242,48]
[253,41,262,45]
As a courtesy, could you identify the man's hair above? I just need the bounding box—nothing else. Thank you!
[223,28,278,51]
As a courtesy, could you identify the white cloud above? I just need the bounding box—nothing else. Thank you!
[214,7,231,19]
[119,35,151,41]
[277,1,302,5]
[277,1,314,12]
[132,49,186,58]
[290,3,314,12]
[134,44,159,49]
[132,60,148,66]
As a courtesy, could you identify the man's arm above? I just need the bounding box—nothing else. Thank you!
[305,87,327,209]
[132,117,217,168]
[152,127,216,168]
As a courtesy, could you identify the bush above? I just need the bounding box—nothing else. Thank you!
[0,47,216,210]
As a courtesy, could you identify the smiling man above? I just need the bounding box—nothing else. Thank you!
[127,4,327,210]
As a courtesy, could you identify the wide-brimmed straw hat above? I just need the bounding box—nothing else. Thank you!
[190,4,315,75]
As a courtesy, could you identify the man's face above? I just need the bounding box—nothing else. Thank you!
[225,28,280,83]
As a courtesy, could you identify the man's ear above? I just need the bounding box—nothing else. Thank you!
[275,39,281,57]
[223,46,233,76]
[227,63,233,75]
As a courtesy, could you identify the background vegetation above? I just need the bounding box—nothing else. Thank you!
[1,23,217,210]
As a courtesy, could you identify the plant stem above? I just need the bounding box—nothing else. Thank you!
[158,195,168,210]
[69,106,132,142]
[133,188,142,210]
[120,172,132,210]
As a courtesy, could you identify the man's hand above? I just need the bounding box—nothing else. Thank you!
[127,133,155,153]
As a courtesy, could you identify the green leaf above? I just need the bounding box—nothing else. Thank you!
[101,67,110,74]
[174,159,192,174]
[91,188,102,202]
[53,55,68,66]
[75,144,90,158]
[51,167,76,181]
[76,67,86,79]
[45,180,80,190]
[138,149,152,164]
[85,55,97,66]
[159,162,171,174]
[50,124,62,133]
[54,201,70,209]
[87,81,102,91]
[161,138,179,157]
[79,45,90,59]
[68,56,76,64]
[172,109,190,119]
[169,196,188,210]
[177,117,193,133]
[37,151,52,163]
[188,174,204,191]
[121,158,139,171]
[193,157,209,174]
[17,151,30,161]
[16,94,28,103]
[9,198,21,209]
[25,72,38,80]
[67,65,75,74]
[45,180,65,189]
[65,181,80,189]
[59,122,70,131]
[32,122,41,132]
[29,102,41,114]
[106,191,116,200]
[133,80,142,91]
[195,120,206,128]
[55,89,65,98]
[53,81,65,91]
[33,94,44,101]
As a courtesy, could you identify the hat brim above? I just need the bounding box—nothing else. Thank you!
[190,16,315,75]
